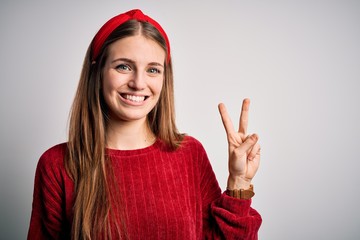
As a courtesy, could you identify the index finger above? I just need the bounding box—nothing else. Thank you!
[239,98,250,136]
[218,103,236,136]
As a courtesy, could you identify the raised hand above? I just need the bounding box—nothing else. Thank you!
[218,99,261,190]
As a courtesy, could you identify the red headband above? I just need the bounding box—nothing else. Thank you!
[91,9,171,62]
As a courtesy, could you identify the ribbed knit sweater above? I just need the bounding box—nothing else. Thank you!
[28,136,261,239]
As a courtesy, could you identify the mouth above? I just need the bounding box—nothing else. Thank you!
[120,93,149,103]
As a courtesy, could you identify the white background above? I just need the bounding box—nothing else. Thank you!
[1,0,359,239]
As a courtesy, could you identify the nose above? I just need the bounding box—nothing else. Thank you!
[128,72,146,90]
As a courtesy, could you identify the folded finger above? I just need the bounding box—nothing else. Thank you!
[233,134,258,157]
[248,143,261,161]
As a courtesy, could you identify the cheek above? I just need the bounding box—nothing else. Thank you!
[101,76,117,106]
[156,78,165,94]
[102,73,119,94]
[152,79,165,106]
[101,80,111,101]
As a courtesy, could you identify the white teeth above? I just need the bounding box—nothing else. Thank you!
[124,94,145,102]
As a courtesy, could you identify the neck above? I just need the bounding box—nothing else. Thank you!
[106,118,156,150]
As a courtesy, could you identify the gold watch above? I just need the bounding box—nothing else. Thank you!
[226,184,255,200]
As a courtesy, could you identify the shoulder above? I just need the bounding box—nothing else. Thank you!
[179,136,216,181]
[36,143,68,176]
[176,135,208,158]
[39,143,67,164]
[180,135,204,150]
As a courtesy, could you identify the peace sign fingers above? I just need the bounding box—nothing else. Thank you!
[238,98,250,138]
[218,103,235,135]
[218,103,242,145]
[218,98,261,188]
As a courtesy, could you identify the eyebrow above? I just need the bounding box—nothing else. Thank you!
[111,58,164,68]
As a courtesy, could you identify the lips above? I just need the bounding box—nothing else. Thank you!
[120,94,148,103]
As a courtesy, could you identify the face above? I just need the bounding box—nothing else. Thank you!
[102,34,166,124]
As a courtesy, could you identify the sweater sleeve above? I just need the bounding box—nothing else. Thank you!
[196,141,262,240]
[27,144,70,240]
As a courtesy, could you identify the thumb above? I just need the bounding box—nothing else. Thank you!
[233,134,258,157]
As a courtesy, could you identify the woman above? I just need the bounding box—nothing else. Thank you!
[28,9,262,240]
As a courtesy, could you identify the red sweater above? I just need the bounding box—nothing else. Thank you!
[28,136,261,239]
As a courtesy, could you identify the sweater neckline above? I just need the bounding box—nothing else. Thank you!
[105,138,162,156]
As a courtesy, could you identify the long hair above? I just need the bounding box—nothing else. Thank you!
[65,20,183,239]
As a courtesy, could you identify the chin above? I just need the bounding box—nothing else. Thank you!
[116,111,150,122]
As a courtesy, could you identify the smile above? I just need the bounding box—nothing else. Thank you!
[121,94,148,103]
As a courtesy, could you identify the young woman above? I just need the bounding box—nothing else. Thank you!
[28,9,262,240]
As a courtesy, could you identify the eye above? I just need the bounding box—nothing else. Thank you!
[147,67,161,74]
[115,64,131,72]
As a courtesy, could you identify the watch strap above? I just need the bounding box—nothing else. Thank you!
[226,184,255,200]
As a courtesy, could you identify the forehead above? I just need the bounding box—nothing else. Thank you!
[107,35,166,64]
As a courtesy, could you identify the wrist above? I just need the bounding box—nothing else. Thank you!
[227,175,251,190]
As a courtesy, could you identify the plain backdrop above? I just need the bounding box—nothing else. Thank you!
[1,0,359,239]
